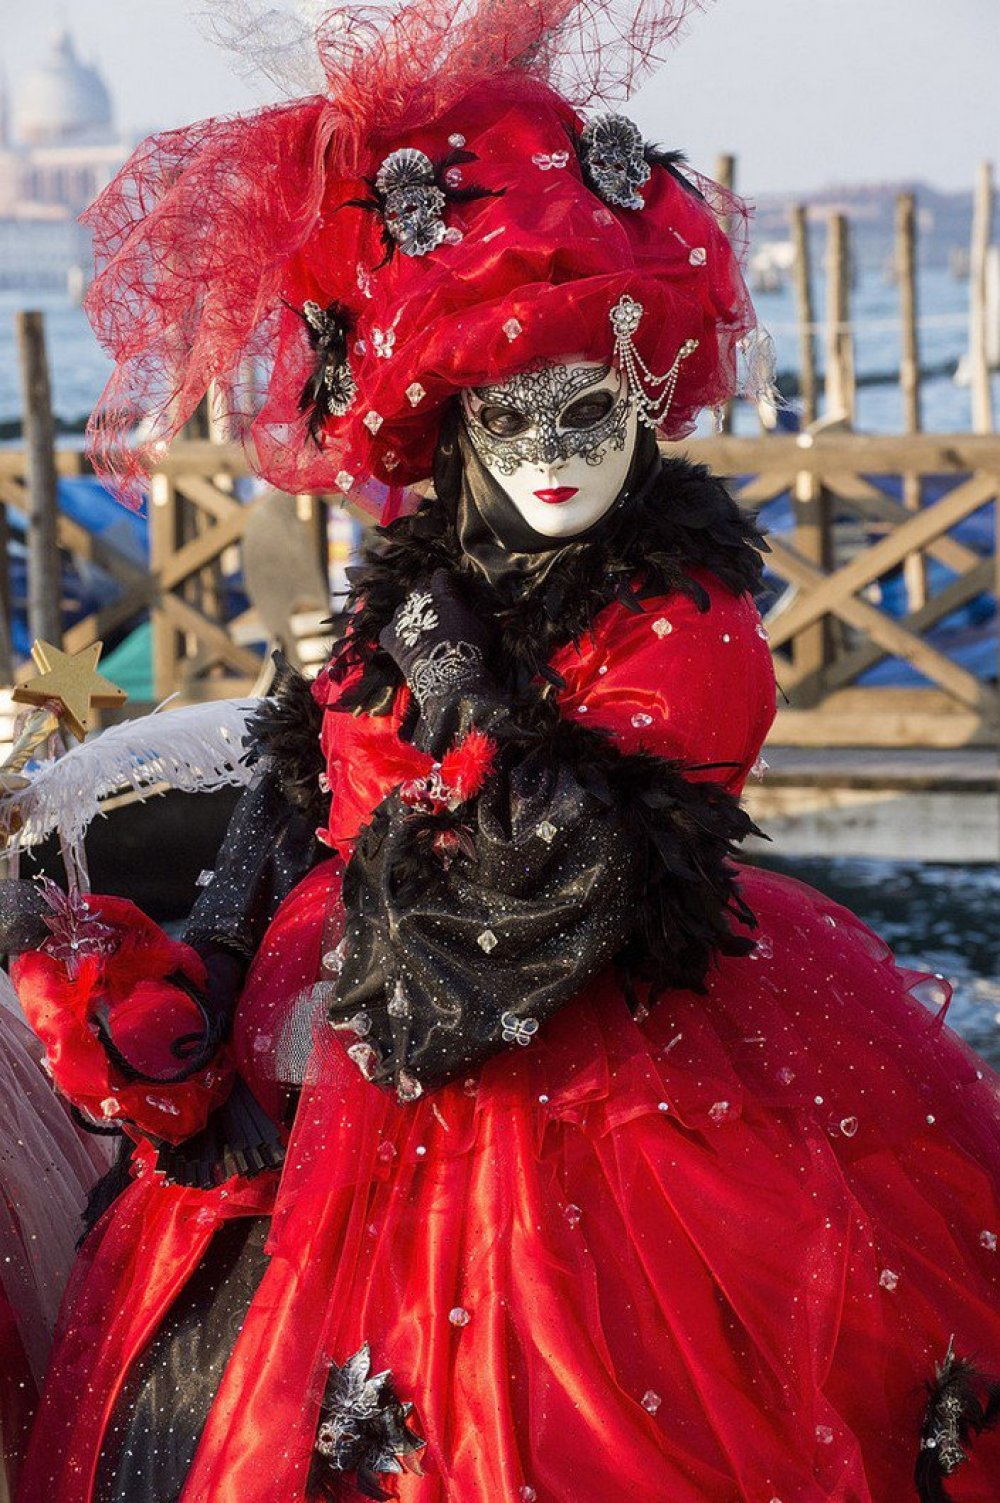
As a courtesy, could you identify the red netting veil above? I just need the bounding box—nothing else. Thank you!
[83,0,768,512]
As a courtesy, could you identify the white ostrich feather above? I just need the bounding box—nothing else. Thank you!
[3,699,260,855]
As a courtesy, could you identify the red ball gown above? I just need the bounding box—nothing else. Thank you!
[13,475,1000,1503]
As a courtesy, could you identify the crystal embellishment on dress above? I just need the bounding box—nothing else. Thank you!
[448,133,466,148]
[478,929,498,953]
[374,147,448,257]
[839,1116,859,1137]
[641,1390,662,1414]
[314,1342,425,1491]
[387,980,410,1018]
[631,711,654,728]
[503,317,523,341]
[406,381,426,406]
[689,246,707,266]
[579,114,651,210]
[564,1203,583,1228]
[980,1230,998,1252]
[536,820,558,844]
[708,1101,731,1124]
[519,1489,538,1502]
[652,617,673,637]
[363,410,384,433]
[347,1042,379,1079]
[501,1012,539,1045]
[323,941,347,974]
[394,590,439,647]
[335,470,354,492]
[879,1269,900,1291]
[396,1070,424,1104]
[195,869,214,887]
[371,326,396,359]
[448,1307,471,1327]
[815,1426,835,1445]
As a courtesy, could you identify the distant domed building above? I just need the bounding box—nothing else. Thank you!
[15,31,115,147]
[0,30,133,291]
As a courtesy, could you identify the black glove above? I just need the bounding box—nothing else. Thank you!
[379,568,498,754]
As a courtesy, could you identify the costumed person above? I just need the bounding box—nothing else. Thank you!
[10,2,1000,1499]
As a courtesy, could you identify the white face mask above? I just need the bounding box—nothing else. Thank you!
[461,359,639,540]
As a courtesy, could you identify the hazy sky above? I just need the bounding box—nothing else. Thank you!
[2,0,997,195]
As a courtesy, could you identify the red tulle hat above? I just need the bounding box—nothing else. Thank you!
[83,0,764,513]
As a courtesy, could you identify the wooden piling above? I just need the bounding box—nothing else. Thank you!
[897,192,926,609]
[791,204,818,425]
[0,505,12,683]
[16,310,63,648]
[970,160,995,434]
[824,214,856,425]
[897,193,921,433]
[714,154,736,434]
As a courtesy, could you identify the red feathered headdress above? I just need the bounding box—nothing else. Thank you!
[84,0,765,513]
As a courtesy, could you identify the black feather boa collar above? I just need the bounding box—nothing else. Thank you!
[330,455,767,711]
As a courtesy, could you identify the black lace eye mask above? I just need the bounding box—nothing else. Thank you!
[461,362,631,475]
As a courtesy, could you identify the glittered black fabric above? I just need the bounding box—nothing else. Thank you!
[183,764,322,965]
[333,680,757,1094]
[0,878,51,955]
[167,757,324,1188]
[95,1215,269,1503]
[334,747,640,1092]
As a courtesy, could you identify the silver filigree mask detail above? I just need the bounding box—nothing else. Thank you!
[461,360,640,540]
[462,362,631,475]
[579,114,651,211]
[374,147,447,257]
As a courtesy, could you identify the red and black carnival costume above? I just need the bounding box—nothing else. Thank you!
[8,3,1000,1500]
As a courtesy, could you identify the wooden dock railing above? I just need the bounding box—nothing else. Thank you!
[0,433,998,748]
[677,433,1000,747]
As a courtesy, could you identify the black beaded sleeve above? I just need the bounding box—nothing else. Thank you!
[330,692,758,1100]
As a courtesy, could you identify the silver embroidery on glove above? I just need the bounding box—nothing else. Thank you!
[394,590,439,647]
[409,641,483,707]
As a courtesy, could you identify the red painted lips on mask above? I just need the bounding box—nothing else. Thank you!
[533,487,580,504]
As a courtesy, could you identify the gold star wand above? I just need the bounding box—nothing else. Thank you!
[3,641,127,888]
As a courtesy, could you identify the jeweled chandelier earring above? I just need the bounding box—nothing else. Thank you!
[609,295,699,429]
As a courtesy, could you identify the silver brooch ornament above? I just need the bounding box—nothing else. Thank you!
[314,1342,426,1493]
[579,114,651,211]
[374,147,448,257]
[298,300,357,438]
